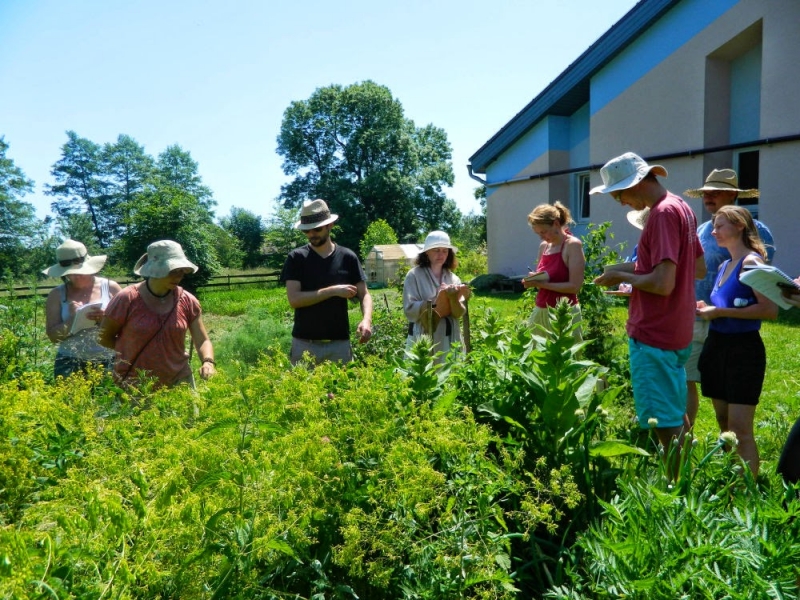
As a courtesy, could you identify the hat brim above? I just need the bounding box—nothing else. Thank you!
[42,255,107,278]
[589,164,668,195]
[422,243,458,254]
[295,214,339,231]
[626,210,647,230]
[133,253,199,278]
[684,186,759,199]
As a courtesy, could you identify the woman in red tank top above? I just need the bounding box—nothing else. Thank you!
[522,201,586,338]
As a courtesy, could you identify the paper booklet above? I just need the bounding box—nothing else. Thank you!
[740,265,800,310]
[69,302,102,335]
[523,271,549,283]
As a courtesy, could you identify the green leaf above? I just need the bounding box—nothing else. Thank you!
[589,440,650,457]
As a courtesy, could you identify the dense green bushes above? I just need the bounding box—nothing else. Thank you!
[2,286,800,598]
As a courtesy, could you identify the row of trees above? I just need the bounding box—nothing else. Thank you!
[1,80,485,282]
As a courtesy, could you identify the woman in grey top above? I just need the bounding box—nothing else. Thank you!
[403,231,471,362]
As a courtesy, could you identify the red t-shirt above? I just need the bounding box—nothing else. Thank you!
[104,285,202,387]
[627,192,703,350]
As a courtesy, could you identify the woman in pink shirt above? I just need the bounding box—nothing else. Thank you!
[99,240,216,389]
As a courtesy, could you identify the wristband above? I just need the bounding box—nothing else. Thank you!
[202,358,216,366]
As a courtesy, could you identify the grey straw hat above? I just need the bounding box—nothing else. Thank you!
[42,239,107,278]
[684,169,759,199]
[133,240,199,278]
[294,199,339,230]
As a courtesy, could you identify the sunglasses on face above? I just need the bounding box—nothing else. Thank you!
[59,256,86,267]
[611,190,623,203]
[304,226,325,234]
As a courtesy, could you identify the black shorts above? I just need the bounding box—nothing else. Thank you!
[698,329,765,405]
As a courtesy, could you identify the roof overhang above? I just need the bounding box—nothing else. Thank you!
[468,0,681,175]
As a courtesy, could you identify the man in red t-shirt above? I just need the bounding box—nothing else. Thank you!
[592,153,705,460]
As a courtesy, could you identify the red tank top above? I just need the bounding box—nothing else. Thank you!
[535,240,579,308]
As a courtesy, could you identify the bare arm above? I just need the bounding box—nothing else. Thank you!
[189,315,216,379]
[355,281,373,343]
[595,260,676,296]
[98,316,122,349]
[697,256,778,321]
[285,279,358,309]
[533,238,585,295]
[45,287,73,343]
[522,241,547,290]
[695,255,707,280]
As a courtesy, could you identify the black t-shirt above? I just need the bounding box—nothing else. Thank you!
[281,244,366,340]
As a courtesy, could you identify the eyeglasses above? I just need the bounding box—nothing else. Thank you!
[59,256,86,267]
[611,189,624,203]
[304,226,325,234]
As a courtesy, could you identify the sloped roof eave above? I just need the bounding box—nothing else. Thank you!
[468,0,681,175]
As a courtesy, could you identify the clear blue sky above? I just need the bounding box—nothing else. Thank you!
[0,0,636,223]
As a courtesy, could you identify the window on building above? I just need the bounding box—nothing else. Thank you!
[735,149,759,208]
[574,172,591,221]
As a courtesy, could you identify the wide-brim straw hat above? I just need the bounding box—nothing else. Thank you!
[133,240,199,278]
[422,230,458,253]
[684,168,759,199]
[42,239,107,278]
[626,208,650,230]
[590,152,668,195]
[294,198,339,230]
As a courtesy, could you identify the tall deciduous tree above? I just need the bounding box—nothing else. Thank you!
[220,207,265,269]
[155,145,215,212]
[276,80,456,250]
[101,134,155,239]
[0,136,49,277]
[262,206,305,269]
[113,186,219,290]
[46,131,111,247]
[359,219,398,260]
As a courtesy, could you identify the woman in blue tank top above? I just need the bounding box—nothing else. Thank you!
[695,205,778,478]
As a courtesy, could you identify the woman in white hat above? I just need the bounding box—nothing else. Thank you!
[98,240,215,389]
[44,239,122,379]
[403,230,471,362]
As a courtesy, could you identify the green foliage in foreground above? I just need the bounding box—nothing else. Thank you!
[0,355,580,599]
[2,287,800,598]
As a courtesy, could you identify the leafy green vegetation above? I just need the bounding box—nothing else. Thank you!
[1,285,799,599]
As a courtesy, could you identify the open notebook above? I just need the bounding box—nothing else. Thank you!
[69,302,102,335]
[740,265,800,310]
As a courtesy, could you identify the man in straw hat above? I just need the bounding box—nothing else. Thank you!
[281,199,373,365]
[683,168,774,426]
[592,152,705,467]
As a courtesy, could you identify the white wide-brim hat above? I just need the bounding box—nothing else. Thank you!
[626,208,650,230]
[684,168,759,199]
[42,239,107,278]
[590,152,667,195]
[294,198,339,230]
[422,230,458,253]
[133,240,199,278]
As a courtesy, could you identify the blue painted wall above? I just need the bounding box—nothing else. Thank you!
[591,0,739,115]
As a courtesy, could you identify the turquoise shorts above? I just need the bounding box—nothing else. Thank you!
[629,338,691,429]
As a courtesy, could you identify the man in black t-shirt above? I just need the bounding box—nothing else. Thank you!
[281,199,373,365]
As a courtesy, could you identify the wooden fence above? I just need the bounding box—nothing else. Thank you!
[0,271,282,299]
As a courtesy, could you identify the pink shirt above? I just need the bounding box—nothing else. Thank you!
[104,285,201,387]
[627,192,703,350]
